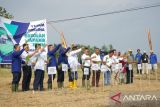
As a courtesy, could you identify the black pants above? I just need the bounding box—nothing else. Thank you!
[12,72,21,85]
[126,67,133,84]
[48,74,56,84]
[68,69,72,82]
[57,68,64,82]
[82,67,91,80]
[22,65,32,91]
[33,69,44,91]
[92,70,101,87]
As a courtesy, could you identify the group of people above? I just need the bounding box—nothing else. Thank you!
[11,43,158,92]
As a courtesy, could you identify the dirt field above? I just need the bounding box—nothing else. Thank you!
[0,65,160,107]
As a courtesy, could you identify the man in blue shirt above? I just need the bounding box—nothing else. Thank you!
[135,49,142,74]
[149,50,158,73]
[57,46,70,88]
[47,44,61,90]
[11,44,26,92]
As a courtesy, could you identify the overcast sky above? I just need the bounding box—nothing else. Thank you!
[1,0,160,56]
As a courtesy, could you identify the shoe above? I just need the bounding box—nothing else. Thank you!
[69,82,73,88]
[73,80,77,88]
[12,84,16,92]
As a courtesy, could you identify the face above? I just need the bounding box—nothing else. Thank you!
[114,51,117,56]
[137,50,140,53]
[95,49,100,55]
[109,52,114,57]
[16,45,20,51]
[25,45,29,51]
[84,49,89,55]
[37,45,41,50]
[49,45,54,51]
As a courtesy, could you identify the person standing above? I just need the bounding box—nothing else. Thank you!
[103,50,114,86]
[91,48,101,87]
[135,49,142,74]
[81,48,95,88]
[68,45,82,88]
[32,44,47,91]
[141,51,149,76]
[21,43,37,91]
[11,44,25,92]
[126,50,135,84]
[149,50,157,73]
[57,46,70,88]
[47,44,61,90]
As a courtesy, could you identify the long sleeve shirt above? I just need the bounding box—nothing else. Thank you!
[47,44,61,67]
[11,49,24,72]
[150,53,157,64]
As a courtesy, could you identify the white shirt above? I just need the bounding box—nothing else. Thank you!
[103,55,114,71]
[21,51,32,66]
[68,48,82,69]
[32,50,47,71]
[91,53,101,70]
[81,54,91,67]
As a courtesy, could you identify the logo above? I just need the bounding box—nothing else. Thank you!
[110,92,121,104]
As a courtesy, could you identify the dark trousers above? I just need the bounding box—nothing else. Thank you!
[33,69,44,91]
[82,67,91,80]
[70,71,78,81]
[68,69,72,82]
[22,65,32,91]
[12,72,21,85]
[92,70,100,87]
[126,67,133,84]
[57,69,64,82]
[48,74,56,84]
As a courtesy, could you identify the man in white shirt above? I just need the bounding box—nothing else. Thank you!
[32,44,47,91]
[21,43,37,91]
[103,50,114,86]
[91,48,101,87]
[81,48,95,88]
[68,45,82,88]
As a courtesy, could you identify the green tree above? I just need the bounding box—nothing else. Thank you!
[0,6,14,19]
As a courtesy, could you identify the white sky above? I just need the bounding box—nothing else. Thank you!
[1,0,160,58]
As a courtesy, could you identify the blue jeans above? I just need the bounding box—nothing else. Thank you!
[104,70,111,85]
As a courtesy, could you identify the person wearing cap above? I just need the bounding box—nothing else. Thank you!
[91,48,101,87]
[68,45,82,88]
[149,50,157,73]
[102,50,114,86]
[135,49,142,74]
[47,44,61,90]
[11,44,26,92]
[126,49,135,84]
[141,51,149,76]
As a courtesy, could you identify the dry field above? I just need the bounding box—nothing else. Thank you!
[0,64,160,107]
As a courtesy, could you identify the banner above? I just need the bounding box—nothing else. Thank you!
[0,17,47,64]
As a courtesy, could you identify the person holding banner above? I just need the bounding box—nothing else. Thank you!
[81,48,95,88]
[47,44,61,90]
[141,51,149,77]
[21,43,38,91]
[135,49,142,74]
[32,44,47,91]
[91,48,101,87]
[57,46,70,88]
[126,49,135,84]
[68,45,82,88]
[103,50,114,86]
[149,50,157,73]
[11,44,26,92]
